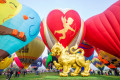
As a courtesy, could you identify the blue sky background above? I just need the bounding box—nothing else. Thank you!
[18,0,118,20]
[17,0,118,70]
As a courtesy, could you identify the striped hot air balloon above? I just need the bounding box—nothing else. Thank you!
[16,36,45,69]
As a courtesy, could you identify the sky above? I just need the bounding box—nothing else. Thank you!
[17,0,118,20]
[17,0,118,70]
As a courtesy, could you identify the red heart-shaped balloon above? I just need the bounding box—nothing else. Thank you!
[40,9,85,50]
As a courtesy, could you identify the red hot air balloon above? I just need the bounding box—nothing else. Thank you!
[84,0,120,58]
[40,9,85,51]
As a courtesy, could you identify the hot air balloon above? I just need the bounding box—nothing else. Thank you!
[31,57,42,71]
[40,9,85,52]
[78,40,94,61]
[14,53,24,70]
[16,36,45,69]
[0,55,14,73]
[0,0,41,60]
[95,48,120,69]
[91,56,105,72]
[46,52,58,69]
[42,56,51,69]
[84,0,120,59]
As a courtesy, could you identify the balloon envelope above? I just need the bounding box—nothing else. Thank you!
[16,37,45,69]
[95,48,119,69]
[78,40,94,61]
[31,57,42,70]
[40,9,85,52]
[0,55,14,69]
[14,53,24,70]
[91,56,105,71]
[42,56,51,69]
[85,0,120,58]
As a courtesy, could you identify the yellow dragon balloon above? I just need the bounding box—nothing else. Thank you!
[51,42,90,77]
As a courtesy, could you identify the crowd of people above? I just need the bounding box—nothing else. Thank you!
[0,68,120,80]
[90,69,120,76]
[2,69,27,80]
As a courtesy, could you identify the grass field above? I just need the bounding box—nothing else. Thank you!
[0,72,120,80]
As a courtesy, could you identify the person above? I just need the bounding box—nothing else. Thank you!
[98,71,100,75]
[105,72,107,76]
[108,70,110,75]
[93,70,95,75]
[6,70,10,80]
[117,70,119,76]
[22,70,26,76]
[114,69,118,76]
[10,70,13,78]
[14,71,18,77]
[18,71,20,77]
[109,69,112,75]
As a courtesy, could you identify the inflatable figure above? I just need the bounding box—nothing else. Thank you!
[0,0,41,60]
[51,43,90,77]
[0,0,22,24]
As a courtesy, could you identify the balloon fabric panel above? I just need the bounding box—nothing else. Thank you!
[0,55,14,69]
[85,0,120,58]
[16,37,45,69]
[92,56,105,71]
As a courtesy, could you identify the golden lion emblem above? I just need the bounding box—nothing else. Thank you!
[51,42,90,77]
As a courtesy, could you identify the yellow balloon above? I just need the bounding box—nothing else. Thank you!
[16,37,45,69]
[0,54,14,69]
[0,0,22,25]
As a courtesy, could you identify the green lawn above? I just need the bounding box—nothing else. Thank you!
[0,72,120,80]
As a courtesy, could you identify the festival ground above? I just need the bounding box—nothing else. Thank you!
[0,72,120,80]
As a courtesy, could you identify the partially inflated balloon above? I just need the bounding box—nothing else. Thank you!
[42,56,51,69]
[0,55,14,70]
[91,56,105,71]
[46,53,52,68]
[31,57,42,71]
[46,52,58,68]
[16,37,45,69]
[14,53,24,70]
[95,48,119,69]
[0,0,41,60]
[78,40,94,61]
[40,9,85,51]
[85,0,120,58]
